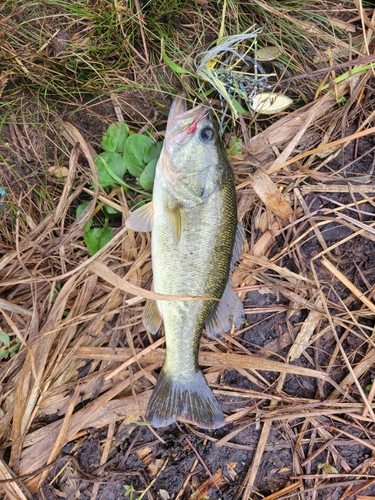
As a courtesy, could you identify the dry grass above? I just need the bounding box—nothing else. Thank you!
[1,0,375,498]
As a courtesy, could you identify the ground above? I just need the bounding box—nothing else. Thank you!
[1,1,375,500]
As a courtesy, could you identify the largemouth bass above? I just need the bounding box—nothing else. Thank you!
[126,97,244,429]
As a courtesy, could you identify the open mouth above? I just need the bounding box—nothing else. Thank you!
[167,97,209,138]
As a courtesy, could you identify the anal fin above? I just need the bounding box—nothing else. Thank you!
[205,281,244,339]
[142,297,162,335]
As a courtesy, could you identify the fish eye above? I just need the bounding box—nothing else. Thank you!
[199,127,214,143]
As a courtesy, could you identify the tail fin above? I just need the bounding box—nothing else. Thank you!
[146,368,225,429]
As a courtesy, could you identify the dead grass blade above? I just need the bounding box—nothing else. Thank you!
[37,384,81,488]
[261,481,303,500]
[247,168,293,221]
[70,346,337,384]
[0,458,30,500]
[20,389,151,491]
[288,296,325,362]
[236,83,349,171]
[10,273,82,469]
[321,257,375,315]
[0,299,32,317]
[267,125,375,174]
[89,260,220,302]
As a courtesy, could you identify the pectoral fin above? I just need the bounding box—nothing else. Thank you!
[125,202,154,232]
[205,281,244,339]
[167,205,181,244]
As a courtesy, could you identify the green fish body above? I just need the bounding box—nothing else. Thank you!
[126,97,243,429]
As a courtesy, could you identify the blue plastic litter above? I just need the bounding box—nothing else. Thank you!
[0,189,6,206]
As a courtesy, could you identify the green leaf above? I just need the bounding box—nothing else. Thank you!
[101,122,129,152]
[98,160,151,197]
[228,136,243,157]
[123,484,134,497]
[336,96,347,105]
[318,462,338,475]
[144,141,163,163]
[95,151,127,187]
[231,97,247,115]
[84,225,114,256]
[139,159,157,191]
[161,39,194,76]
[133,420,152,426]
[102,204,121,218]
[9,342,21,357]
[0,332,10,348]
[123,134,154,177]
[76,201,92,231]
[0,349,9,360]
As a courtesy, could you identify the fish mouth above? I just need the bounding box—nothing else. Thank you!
[167,96,208,139]
[169,96,188,119]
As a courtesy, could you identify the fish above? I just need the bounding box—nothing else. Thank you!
[126,97,244,429]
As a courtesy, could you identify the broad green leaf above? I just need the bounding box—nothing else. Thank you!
[101,122,129,152]
[144,141,163,163]
[0,332,10,348]
[84,225,114,256]
[123,134,153,177]
[95,151,127,187]
[139,159,157,191]
[102,204,121,218]
[99,160,151,197]
[76,201,92,231]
